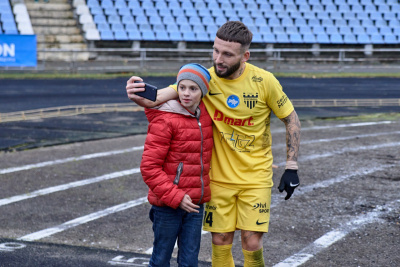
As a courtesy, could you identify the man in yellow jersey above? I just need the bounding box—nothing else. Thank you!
[126,21,301,267]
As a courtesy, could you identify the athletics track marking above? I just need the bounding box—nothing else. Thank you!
[273,199,400,267]
[0,121,394,176]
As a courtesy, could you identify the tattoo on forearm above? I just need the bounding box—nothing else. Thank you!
[281,111,301,162]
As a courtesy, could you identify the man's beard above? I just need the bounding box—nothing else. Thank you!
[213,60,241,78]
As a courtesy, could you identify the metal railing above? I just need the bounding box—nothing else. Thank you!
[1,99,399,123]
[7,46,397,73]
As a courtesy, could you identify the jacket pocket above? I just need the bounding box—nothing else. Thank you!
[173,162,183,185]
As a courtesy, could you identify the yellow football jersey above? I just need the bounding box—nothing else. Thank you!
[171,63,294,188]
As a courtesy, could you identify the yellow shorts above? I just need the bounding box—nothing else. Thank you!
[203,182,271,233]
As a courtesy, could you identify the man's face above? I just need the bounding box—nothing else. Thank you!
[212,37,244,79]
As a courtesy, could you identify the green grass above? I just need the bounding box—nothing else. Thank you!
[1,71,400,79]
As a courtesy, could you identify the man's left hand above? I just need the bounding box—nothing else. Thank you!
[278,169,300,200]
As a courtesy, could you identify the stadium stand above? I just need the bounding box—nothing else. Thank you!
[71,0,399,45]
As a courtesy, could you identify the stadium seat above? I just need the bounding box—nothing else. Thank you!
[114,30,129,40]
[356,33,370,44]
[289,33,303,43]
[141,30,156,41]
[263,33,276,43]
[100,30,114,40]
[303,33,317,43]
[196,32,211,42]
[369,34,385,44]
[383,34,397,44]
[316,33,330,43]
[276,33,290,43]
[343,33,357,44]
[182,31,197,42]
[127,29,141,40]
[155,31,170,41]
[180,24,192,33]
[285,26,298,34]
[330,33,343,43]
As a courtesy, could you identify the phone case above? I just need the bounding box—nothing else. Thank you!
[134,81,158,102]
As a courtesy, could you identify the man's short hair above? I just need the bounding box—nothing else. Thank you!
[216,21,253,51]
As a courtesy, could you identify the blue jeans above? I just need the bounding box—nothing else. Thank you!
[149,204,204,267]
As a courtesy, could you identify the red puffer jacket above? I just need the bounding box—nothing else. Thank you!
[140,100,213,209]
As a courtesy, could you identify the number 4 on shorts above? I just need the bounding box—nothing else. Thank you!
[203,211,213,227]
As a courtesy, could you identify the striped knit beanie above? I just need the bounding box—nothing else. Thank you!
[176,63,211,98]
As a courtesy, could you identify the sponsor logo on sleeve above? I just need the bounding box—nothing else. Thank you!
[277,95,288,108]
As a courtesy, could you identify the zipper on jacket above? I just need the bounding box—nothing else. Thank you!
[197,112,204,205]
[173,162,183,185]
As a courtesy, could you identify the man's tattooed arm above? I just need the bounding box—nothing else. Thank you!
[280,110,301,162]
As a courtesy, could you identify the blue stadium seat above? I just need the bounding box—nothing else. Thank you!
[167,24,179,33]
[268,18,281,27]
[155,31,170,41]
[100,30,114,40]
[122,15,135,25]
[97,22,110,31]
[180,24,192,33]
[289,33,303,43]
[87,0,100,8]
[196,32,211,42]
[272,26,285,34]
[111,23,124,31]
[163,16,176,26]
[285,4,298,13]
[182,32,197,42]
[308,18,320,26]
[380,27,392,35]
[302,12,316,20]
[347,19,361,27]
[114,30,129,40]
[276,33,290,43]
[281,18,294,27]
[255,17,268,27]
[338,4,350,13]
[352,25,366,34]
[259,25,272,34]
[383,13,396,20]
[2,21,18,34]
[330,33,344,43]
[388,19,399,28]
[131,8,145,17]
[366,26,379,35]
[369,12,383,21]
[263,33,276,43]
[108,15,121,24]
[383,34,397,44]
[206,25,219,35]
[139,23,151,32]
[356,33,370,44]
[142,1,154,9]
[298,4,311,13]
[115,0,127,9]
[334,19,347,27]
[215,16,227,27]
[326,25,339,35]
[149,15,162,25]
[169,31,182,41]
[90,6,103,15]
[343,33,357,44]
[298,25,312,34]
[338,26,352,35]
[0,14,14,22]
[364,5,377,13]
[118,8,131,16]
[285,26,298,34]
[128,1,141,9]
[127,30,142,41]
[189,16,203,27]
[316,33,330,43]
[303,33,317,43]
[369,34,385,44]
[101,0,114,9]
[94,14,107,24]
[141,30,156,41]
[289,11,303,19]
[321,18,334,26]
[312,25,326,34]
[155,1,168,10]
[104,7,118,16]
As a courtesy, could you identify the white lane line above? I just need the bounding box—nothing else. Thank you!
[1,121,393,176]
[272,130,400,149]
[270,164,395,208]
[275,141,400,167]
[18,197,148,242]
[273,199,400,267]
[0,146,144,175]
[271,121,393,134]
[0,169,140,207]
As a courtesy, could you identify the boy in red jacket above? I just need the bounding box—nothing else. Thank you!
[140,63,213,266]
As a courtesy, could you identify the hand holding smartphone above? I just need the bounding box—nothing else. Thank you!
[134,81,158,102]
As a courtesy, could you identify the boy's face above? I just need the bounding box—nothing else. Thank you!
[178,79,202,113]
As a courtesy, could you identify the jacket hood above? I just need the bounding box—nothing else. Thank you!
[145,100,200,122]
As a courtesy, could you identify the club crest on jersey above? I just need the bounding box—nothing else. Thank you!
[227,95,240,108]
[243,93,258,109]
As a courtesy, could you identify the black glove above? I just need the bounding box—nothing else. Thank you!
[278,169,299,200]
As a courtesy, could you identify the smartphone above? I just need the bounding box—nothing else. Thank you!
[134,81,158,102]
